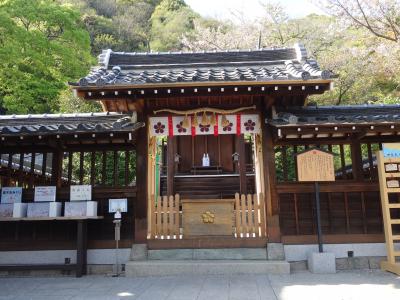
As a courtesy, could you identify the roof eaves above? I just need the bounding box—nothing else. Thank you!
[72,78,332,90]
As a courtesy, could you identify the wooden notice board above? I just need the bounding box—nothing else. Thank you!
[296,149,335,182]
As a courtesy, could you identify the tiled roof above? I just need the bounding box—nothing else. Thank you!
[269,104,400,126]
[73,44,332,87]
[0,112,144,136]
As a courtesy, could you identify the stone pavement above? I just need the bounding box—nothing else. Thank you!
[0,270,399,300]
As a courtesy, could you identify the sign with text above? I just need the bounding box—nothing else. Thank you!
[34,186,57,202]
[383,143,400,158]
[109,198,128,213]
[296,149,335,182]
[70,185,92,201]
[1,187,22,204]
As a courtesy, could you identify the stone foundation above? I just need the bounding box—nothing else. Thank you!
[290,256,387,272]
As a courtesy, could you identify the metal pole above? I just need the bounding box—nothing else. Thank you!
[314,182,323,253]
[113,219,121,277]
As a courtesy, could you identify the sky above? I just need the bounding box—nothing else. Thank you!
[185,0,326,21]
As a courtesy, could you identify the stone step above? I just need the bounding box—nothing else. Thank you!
[148,248,267,260]
[125,260,290,277]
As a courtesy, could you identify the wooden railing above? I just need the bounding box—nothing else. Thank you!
[150,195,181,239]
[276,181,383,237]
[234,193,266,238]
[149,193,266,239]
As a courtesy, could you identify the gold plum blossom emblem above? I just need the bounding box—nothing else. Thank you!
[201,211,215,223]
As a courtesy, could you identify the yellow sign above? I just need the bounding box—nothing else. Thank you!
[297,149,335,182]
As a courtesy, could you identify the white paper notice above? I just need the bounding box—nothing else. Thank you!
[1,187,23,204]
[34,186,57,202]
[70,185,92,201]
[109,198,128,213]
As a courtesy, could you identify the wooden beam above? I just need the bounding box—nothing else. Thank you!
[134,111,148,243]
[79,152,84,185]
[236,135,247,194]
[167,136,175,196]
[281,234,384,244]
[51,149,63,188]
[261,103,281,242]
[350,141,363,180]
[67,152,73,185]
[41,153,47,178]
[90,152,96,186]
[276,181,379,194]
[0,145,56,154]
[148,237,267,249]
[29,152,36,188]
[113,151,118,187]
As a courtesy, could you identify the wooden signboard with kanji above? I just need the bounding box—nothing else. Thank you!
[297,149,335,182]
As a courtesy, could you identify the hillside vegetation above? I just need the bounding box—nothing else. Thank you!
[0,0,399,113]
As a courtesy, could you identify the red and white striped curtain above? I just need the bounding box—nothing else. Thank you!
[149,114,260,137]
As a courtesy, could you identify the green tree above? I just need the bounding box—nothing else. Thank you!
[150,0,198,51]
[58,89,102,113]
[60,0,161,54]
[0,0,92,114]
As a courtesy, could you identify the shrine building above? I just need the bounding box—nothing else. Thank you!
[1,43,399,275]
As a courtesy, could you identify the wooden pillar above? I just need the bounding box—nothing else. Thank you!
[18,153,24,187]
[236,134,247,194]
[167,136,175,196]
[134,112,148,243]
[76,220,87,277]
[42,152,48,184]
[351,141,363,180]
[51,149,63,188]
[29,152,36,188]
[262,120,281,242]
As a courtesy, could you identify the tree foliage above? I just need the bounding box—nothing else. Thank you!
[1,0,400,114]
[319,0,400,42]
[183,1,400,106]
[0,0,92,114]
[150,0,199,51]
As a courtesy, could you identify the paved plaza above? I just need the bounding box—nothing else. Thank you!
[0,270,399,300]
